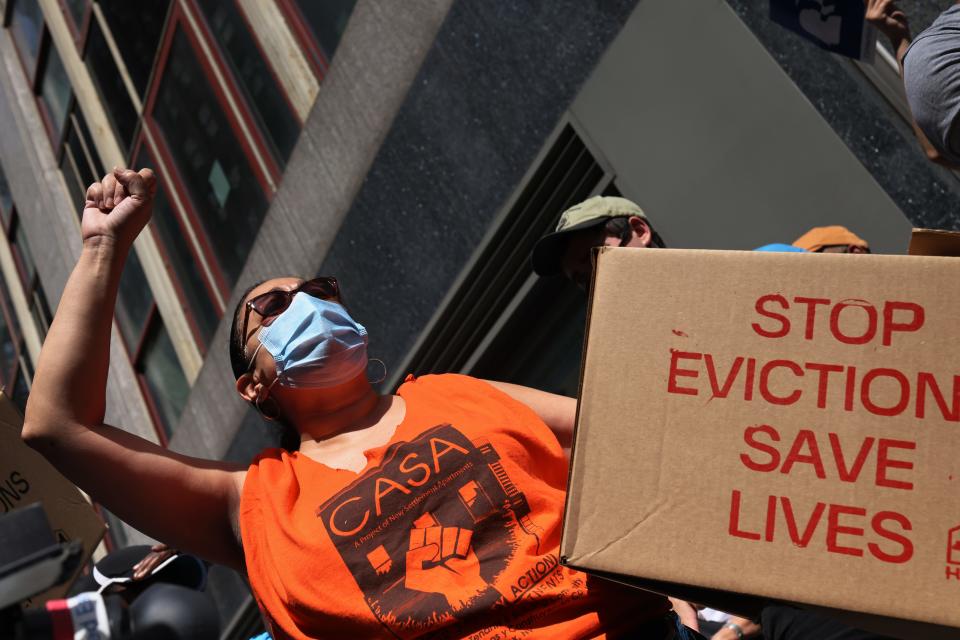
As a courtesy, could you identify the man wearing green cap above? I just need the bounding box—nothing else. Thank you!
[532,195,665,287]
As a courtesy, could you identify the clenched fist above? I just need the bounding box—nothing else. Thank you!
[405,525,487,610]
[82,167,157,249]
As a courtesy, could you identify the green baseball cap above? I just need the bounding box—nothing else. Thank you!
[531,196,649,276]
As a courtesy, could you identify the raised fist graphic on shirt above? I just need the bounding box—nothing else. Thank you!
[405,516,488,610]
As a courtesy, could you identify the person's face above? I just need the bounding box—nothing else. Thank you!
[240,276,305,378]
[559,216,652,289]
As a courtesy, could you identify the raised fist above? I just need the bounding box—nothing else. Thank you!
[82,167,157,248]
[405,524,487,611]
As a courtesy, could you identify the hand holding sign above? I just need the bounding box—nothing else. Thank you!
[865,0,910,50]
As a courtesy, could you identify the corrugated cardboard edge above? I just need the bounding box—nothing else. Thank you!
[564,565,960,639]
[558,246,608,568]
[0,391,106,605]
[908,228,960,256]
[558,242,960,639]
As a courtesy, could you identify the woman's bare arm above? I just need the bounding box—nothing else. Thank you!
[22,168,244,570]
[482,380,577,450]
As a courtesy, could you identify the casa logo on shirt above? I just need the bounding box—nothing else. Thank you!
[317,424,545,638]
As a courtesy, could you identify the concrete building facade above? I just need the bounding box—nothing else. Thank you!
[1,0,956,636]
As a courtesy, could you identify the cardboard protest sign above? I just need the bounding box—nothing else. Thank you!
[0,393,105,605]
[562,246,960,638]
[770,0,877,61]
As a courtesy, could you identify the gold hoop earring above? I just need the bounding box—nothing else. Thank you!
[255,380,281,422]
[367,358,387,384]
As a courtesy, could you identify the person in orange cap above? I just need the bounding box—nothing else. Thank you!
[792,225,870,254]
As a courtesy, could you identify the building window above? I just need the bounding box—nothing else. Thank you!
[280,0,356,75]
[84,17,138,151]
[0,274,32,412]
[61,0,89,35]
[196,0,300,165]
[0,165,11,225]
[36,41,72,142]
[0,168,34,412]
[8,0,44,77]
[116,250,189,440]
[148,26,270,286]
[7,3,75,148]
[96,0,170,98]
[4,210,53,340]
[58,107,104,208]
[134,143,220,348]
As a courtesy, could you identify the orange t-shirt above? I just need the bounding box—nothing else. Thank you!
[240,374,669,639]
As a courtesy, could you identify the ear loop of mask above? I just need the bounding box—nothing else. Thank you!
[367,358,387,385]
[247,341,281,421]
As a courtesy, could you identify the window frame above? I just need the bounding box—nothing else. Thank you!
[0,168,12,227]
[2,207,53,341]
[274,0,331,80]
[0,206,33,411]
[57,0,91,49]
[190,0,304,164]
[0,285,25,391]
[3,0,73,151]
[129,134,225,351]
[34,46,74,154]
[4,209,36,302]
[141,2,277,298]
[9,10,76,155]
[6,0,47,87]
[127,305,173,446]
[154,2,282,187]
[112,257,176,445]
[57,107,105,208]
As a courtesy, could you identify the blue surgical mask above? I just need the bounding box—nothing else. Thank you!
[254,293,369,389]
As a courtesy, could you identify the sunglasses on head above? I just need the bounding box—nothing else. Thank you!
[241,277,339,361]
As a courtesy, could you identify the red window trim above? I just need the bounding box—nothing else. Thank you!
[35,81,74,157]
[140,3,280,298]
[135,370,172,446]
[231,0,304,127]
[0,187,11,228]
[5,210,39,298]
[6,6,46,87]
[189,0,304,165]
[3,209,51,346]
[127,302,156,364]
[139,119,232,306]
[0,262,26,390]
[56,0,92,50]
[143,3,279,193]
[273,0,329,81]
[116,303,171,447]
[179,0,281,184]
[130,135,224,352]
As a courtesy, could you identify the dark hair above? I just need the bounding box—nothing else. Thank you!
[229,282,261,380]
[229,280,300,451]
[604,216,666,248]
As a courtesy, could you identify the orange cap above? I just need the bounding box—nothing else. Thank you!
[792,226,869,252]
